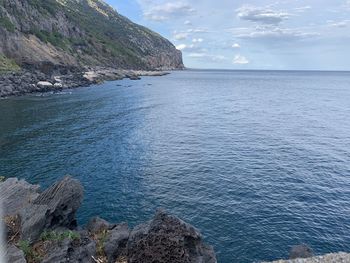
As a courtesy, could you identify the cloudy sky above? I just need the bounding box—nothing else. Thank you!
[106,0,350,70]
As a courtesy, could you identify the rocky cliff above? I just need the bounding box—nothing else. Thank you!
[0,0,184,72]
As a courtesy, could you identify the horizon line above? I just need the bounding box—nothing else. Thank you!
[182,68,350,73]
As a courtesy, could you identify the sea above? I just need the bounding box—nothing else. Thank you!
[1,69,350,262]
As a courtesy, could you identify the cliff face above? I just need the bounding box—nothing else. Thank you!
[0,0,184,71]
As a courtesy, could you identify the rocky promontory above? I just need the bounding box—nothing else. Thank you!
[0,67,170,97]
[0,176,217,263]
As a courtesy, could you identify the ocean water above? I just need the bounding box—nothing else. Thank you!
[1,70,350,262]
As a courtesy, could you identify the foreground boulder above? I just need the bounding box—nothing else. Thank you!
[20,176,84,242]
[0,178,39,217]
[127,210,216,263]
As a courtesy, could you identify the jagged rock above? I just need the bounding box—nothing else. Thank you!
[289,244,313,259]
[20,176,83,242]
[86,217,111,234]
[0,178,40,217]
[41,233,96,263]
[127,210,217,263]
[6,244,26,263]
[104,223,130,263]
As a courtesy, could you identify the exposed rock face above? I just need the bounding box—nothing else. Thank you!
[0,0,184,71]
[127,210,217,263]
[1,177,216,263]
[0,178,39,217]
[20,176,83,242]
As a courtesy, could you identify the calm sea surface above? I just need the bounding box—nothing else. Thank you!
[1,70,350,262]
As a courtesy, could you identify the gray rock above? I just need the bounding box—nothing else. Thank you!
[127,210,217,263]
[104,223,129,263]
[6,244,26,263]
[86,217,111,234]
[289,244,313,259]
[0,178,40,217]
[20,176,83,242]
[42,235,96,263]
[264,252,350,263]
[37,81,53,88]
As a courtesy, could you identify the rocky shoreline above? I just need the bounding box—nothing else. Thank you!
[1,176,349,262]
[0,176,216,263]
[0,67,170,98]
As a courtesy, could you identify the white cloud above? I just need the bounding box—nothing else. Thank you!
[233,55,249,64]
[232,43,240,48]
[236,5,290,25]
[328,21,348,28]
[143,2,195,21]
[192,38,204,43]
[174,32,189,40]
[176,43,207,53]
[176,44,187,50]
[294,6,312,13]
[237,27,319,42]
[188,53,227,62]
[188,53,206,58]
[187,28,209,33]
[184,20,192,25]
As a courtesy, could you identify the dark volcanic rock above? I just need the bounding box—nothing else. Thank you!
[104,223,130,263]
[41,231,96,263]
[289,244,313,259]
[86,217,111,234]
[127,210,216,263]
[20,176,83,242]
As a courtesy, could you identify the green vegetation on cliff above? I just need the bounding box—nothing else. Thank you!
[0,0,183,70]
[0,54,20,72]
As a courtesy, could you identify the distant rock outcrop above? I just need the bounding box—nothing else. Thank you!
[0,176,216,263]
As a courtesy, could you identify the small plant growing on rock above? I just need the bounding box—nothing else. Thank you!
[92,229,109,263]
[40,230,80,242]
[18,240,42,263]
[0,176,5,182]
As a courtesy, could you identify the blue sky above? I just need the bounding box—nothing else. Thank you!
[106,0,350,70]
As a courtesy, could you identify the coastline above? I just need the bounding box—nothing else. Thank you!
[0,68,171,98]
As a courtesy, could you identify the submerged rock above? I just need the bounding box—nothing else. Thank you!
[127,209,217,263]
[289,244,313,259]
